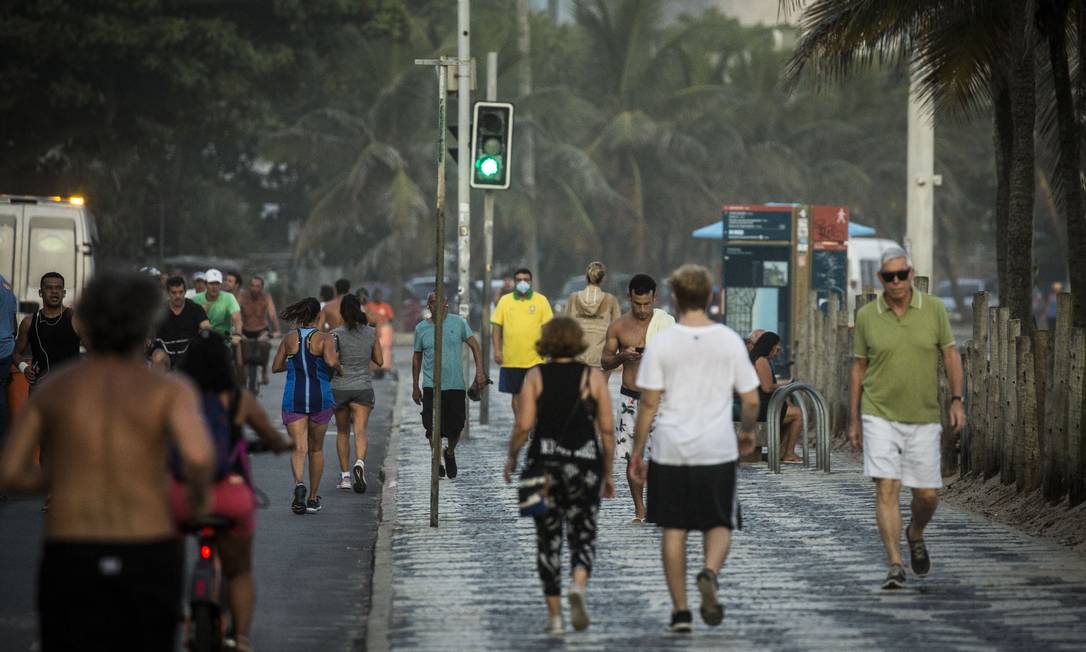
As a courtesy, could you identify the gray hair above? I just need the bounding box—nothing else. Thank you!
[880,246,911,268]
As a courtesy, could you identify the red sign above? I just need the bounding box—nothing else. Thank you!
[812,205,848,243]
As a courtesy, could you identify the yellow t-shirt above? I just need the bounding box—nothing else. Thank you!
[492,291,553,368]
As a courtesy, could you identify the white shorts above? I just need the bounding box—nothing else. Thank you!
[862,415,943,489]
[614,393,654,462]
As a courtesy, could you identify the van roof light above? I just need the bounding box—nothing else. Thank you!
[68,196,85,205]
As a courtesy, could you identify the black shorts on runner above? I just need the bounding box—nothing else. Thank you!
[646,461,741,532]
[334,388,376,408]
[421,388,467,439]
[39,538,183,651]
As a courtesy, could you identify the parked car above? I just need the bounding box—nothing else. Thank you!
[936,278,998,322]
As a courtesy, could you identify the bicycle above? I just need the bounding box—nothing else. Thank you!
[153,337,191,370]
[238,337,270,397]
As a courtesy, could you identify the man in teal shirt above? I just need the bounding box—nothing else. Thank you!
[412,292,486,478]
[192,268,242,345]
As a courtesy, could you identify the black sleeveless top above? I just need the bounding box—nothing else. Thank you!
[29,308,81,381]
[529,362,600,467]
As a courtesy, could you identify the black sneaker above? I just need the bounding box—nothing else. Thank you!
[291,484,307,515]
[669,610,693,633]
[444,447,458,479]
[907,524,931,576]
[352,461,367,494]
[306,496,323,513]
[882,564,907,590]
[439,462,446,478]
[695,569,724,626]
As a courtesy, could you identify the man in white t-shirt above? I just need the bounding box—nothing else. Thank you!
[630,264,760,633]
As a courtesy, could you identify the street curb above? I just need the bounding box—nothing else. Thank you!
[365,369,403,652]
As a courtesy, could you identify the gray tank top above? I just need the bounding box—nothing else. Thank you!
[332,325,376,391]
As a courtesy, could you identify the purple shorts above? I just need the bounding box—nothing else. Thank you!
[282,407,335,426]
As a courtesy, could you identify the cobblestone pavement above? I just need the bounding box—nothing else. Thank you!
[372,362,1086,651]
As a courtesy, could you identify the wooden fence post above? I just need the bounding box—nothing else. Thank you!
[986,308,1006,478]
[1067,327,1085,506]
[1017,336,1039,493]
[1003,319,1021,485]
[969,292,989,477]
[1044,293,1073,502]
[835,310,850,438]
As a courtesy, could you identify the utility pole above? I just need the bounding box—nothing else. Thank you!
[516,0,539,276]
[457,0,472,438]
[415,56,464,528]
[480,51,497,425]
[905,62,940,282]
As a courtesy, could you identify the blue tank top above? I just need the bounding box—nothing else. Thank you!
[282,327,333,413]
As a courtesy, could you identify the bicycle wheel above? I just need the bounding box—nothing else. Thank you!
[189,602,221,652]
[247,364,259,396]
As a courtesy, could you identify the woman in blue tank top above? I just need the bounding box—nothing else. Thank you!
[272,297,340,515]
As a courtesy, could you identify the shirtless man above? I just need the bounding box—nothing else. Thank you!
[602,274,675,522]
[320,278,351,331]
[238,275,281,384]
[0,272,215,651]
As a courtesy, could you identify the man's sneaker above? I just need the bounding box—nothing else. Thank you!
[337,474,352,491]
[567,584,590,631]
[695,569,724,626]
[306,496,322,513]
[443,447,458,479]
[670,610,693,633]
[907,524,932,576]
[352,461,367,494]
[291,484,307,514]
[545,614,564,636]
[439,462,446,478]
[882,564,907,589]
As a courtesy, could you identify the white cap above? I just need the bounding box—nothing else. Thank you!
[193,271,206,281]
[205,269,223,284]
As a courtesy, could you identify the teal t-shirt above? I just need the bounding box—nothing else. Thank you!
[193,291,241,340]
[413,315,473,390]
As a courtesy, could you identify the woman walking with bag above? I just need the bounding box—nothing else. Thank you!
[503,317,615,635]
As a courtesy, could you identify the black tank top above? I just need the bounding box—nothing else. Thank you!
[530,362,599,466]
[29,308,81,380]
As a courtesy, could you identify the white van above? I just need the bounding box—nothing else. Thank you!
[846,237,902,320]
[0,195,98,314]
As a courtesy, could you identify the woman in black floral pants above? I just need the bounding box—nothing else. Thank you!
[505,317,615,635]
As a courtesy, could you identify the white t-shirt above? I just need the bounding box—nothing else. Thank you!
[635,323,759,466]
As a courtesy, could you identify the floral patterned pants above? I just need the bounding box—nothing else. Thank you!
[532,461,601,596]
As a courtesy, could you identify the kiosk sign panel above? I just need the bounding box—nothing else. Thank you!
[722,206,793,241]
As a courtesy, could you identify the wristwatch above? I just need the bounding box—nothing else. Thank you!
[950,395,963,403]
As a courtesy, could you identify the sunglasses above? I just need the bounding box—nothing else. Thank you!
[879,269,911,283]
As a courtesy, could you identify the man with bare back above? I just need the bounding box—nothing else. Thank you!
[0,272,215,651]
[320,278,351,332]
[602,273,675,522]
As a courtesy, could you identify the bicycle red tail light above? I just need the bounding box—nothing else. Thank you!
[195,578,206,597]
[200,545,212,560]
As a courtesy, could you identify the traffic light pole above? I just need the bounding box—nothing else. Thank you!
[415,56,466,528]
[456,0,472,439]
[480,50,497,425]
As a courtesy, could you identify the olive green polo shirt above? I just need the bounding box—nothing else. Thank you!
[853,289,954,424]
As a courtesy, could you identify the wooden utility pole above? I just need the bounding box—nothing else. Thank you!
[480,51,498,425]
[516,0,538,275]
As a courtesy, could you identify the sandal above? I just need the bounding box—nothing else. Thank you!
[630,516,646,524]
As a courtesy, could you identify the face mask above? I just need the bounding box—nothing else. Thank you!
[515,281,531,294]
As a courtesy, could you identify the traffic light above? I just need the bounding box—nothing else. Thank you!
[470,101,514,190]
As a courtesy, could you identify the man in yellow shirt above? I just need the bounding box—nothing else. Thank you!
[491,268,553,415]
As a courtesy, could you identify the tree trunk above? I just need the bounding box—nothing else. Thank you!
[516,0,539,278]
[992,74,1013,308]
[1046,0,1086,327]
[1006,0,1038,326]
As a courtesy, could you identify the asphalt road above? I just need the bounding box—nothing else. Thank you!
[0,356,396,651]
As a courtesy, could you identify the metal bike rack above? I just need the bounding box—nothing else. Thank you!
[765,383,831,474]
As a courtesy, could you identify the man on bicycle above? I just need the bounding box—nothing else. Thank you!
[237,275,280,386]
[151,276,211,370]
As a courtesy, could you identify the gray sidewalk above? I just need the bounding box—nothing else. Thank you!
[369,362,1086,651]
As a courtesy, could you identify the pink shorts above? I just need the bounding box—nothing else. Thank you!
[171,475,256,537]
[282,407,334,425]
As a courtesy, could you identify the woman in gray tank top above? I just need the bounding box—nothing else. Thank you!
[331,294,383,493]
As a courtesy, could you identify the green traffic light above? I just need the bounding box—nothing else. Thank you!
[477,156,501,178]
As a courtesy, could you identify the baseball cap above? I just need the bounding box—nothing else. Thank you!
[193,271,206,281]
[205,269,224,284]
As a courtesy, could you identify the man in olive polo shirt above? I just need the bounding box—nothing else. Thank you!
[491,268,553,415]
[848,247,965,590]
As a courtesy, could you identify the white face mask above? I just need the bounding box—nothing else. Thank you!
[515,281,531,294]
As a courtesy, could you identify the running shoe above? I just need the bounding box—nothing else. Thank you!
[443,447,458,479]
[337,474,352,491]
[907,523,932,576]
[306,496,323,513]
[695,569,724,626]
[545,614,564,636]
[352,460,367,494]
[882,563,907,590]
[669,610,693,633]
[291,484,307,514]
[567,583,590,631]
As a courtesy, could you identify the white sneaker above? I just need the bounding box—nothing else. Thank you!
[352,460,367,494]
[546,614,564,636]
[337,474,352,491]
[567,584,589,631]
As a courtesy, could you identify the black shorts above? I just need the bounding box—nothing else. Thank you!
[39,538,182,651]
[498,367,529,394]
[646,461,741,532]
[242,328,269,339]
[421,388,467,439]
